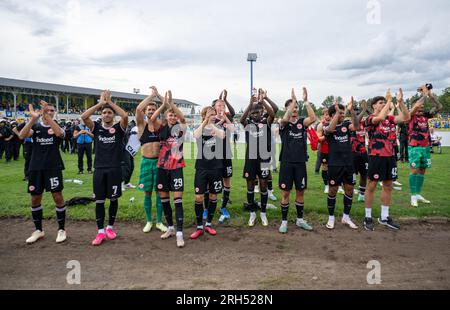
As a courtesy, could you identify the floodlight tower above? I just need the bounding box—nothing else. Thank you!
[247,53,257,96]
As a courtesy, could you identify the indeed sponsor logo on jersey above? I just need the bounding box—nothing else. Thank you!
[334,135,349,142]
[36,136,54,145]
[379,124,391,133]
[417,121,428,129]
[98,135,116,143]
[204,139,216,147]
[166,136,180,145]
[249,130,264,138]
[288,131,304,139]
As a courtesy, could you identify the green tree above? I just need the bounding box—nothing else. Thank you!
[321,95,342,108]
[405,93,421,109]
[298,101,317,117]
[438,87,450,113]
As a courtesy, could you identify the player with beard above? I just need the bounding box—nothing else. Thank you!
[363,89,410,231]
[19,101,67,244]
[191,107,225,239]
[408,84,442,207]
[135,86,168,233]
[278,87,316,234]
[240,91,275,227]
[81,90,128,246]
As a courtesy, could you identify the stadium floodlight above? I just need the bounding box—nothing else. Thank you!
[247,53,257,62]
[133,88,140,94]
[247,53,257,96]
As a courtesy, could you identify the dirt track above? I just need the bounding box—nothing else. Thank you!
[1,218,449,289]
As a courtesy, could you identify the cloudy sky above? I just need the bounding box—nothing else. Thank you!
[1,0,449,110]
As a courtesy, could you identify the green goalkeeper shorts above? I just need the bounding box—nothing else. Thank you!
[408,146,431,169]
[138,157,159,191]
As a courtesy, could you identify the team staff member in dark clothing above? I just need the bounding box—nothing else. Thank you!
[363,89,410,231]
[19,101,67,244]
[70,121,78,154]
[0,119,7,159]
[62,121,72,153]
[278,87,316,234]
[240,91,275,227]
[323,99,359,230]
[17,121,33,181]
[191,107,225,239]
[73,120,93,174]
[10,121,21,161]
[152,90,187,248]
[81,90,128,246]
[1,121,13,162]
[398,122,408,162]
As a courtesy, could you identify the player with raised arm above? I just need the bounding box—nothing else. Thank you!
[408,84,443,207]
[209,90,235,224]
[19,101,67,244]
[135,86,168,233]
[316,110,331,193]
[152,91,187,248]
[240,90,276,227]
[278,87,316,234]
[191,107,225,239]
[81,90,128,246]
[350,100,369,202]
[323,98,359,230]
[363,89,410,231]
